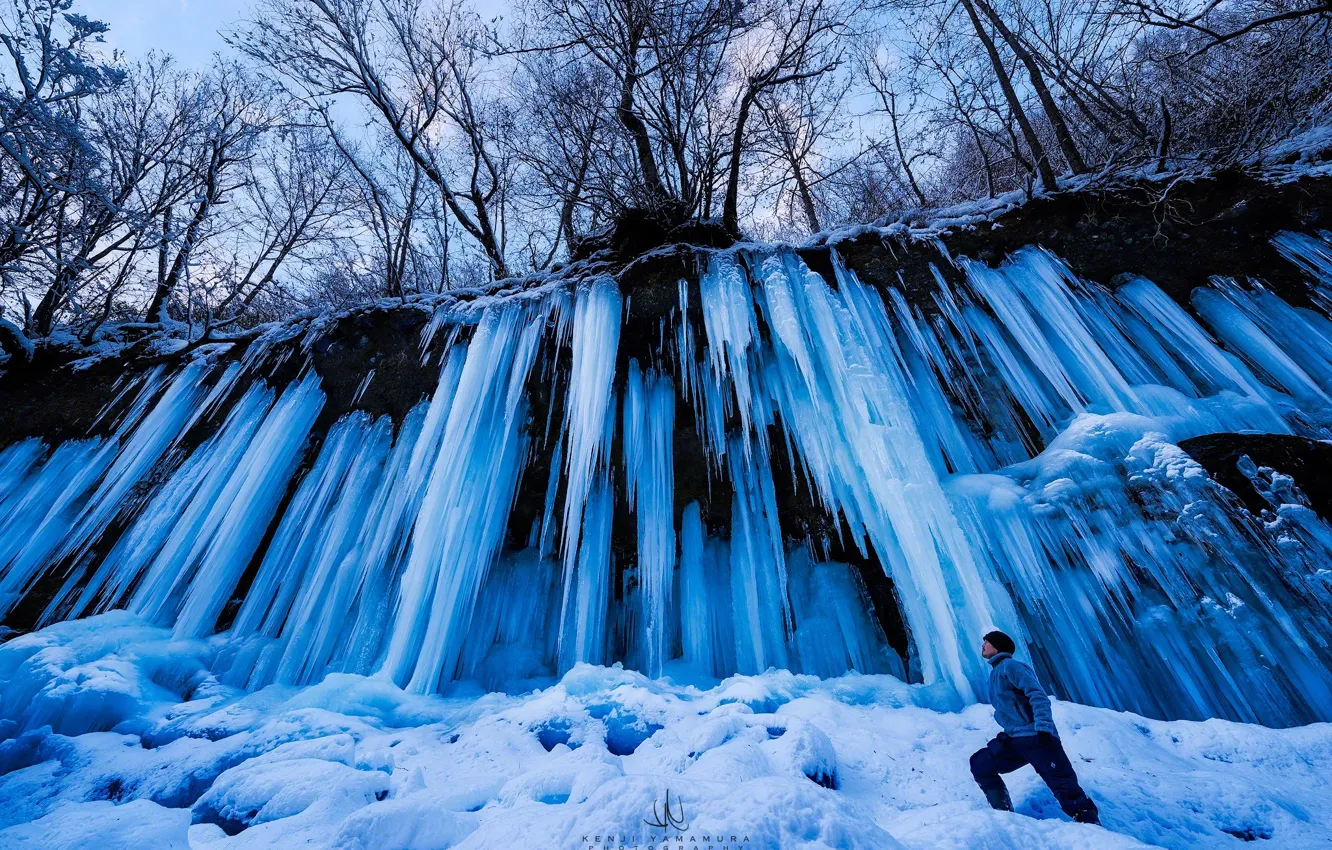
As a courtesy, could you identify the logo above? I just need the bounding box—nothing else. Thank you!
[579,789,751,849]
[643,789,689,830]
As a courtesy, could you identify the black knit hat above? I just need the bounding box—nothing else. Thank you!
[983,630,1016,654]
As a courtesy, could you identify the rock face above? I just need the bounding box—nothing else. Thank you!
[5,168,1331,447]
[2,168,1332,728]
[1180,433,1332,519]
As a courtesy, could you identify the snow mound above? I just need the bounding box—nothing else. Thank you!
[2,613,1331,849]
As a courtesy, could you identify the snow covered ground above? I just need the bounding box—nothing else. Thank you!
[2,613,1330,849]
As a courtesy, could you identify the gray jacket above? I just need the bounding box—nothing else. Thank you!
[987,652,1057,737]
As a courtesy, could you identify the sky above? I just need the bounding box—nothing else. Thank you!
[89,0,253,66]
[88,0,511,67]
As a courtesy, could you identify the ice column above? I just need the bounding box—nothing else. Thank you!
[168,373,325,638]
[559,278,622,578]
[748,250,1009,698]
[555,278,621,664]
[727,435,790,674]
[623,360,677,676]
[678,502,734,676]
[563,480,614,668]
[380,297,550,693]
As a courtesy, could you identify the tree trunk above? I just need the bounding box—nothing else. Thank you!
[887,90,928,206]
[723,86,759,236]
[962,0,1057,190]
[148,168,218,324]
[1156,95,1172,173]
[618,52,671,211]
[32,265,77,336]
[971,0,1087,175]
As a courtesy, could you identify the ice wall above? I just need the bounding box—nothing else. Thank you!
[3,231,1332,726]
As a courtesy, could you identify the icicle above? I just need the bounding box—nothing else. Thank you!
[457,547,561,692]
[749,250,1007,698]
[535,440,564,559]
[0,440,112,617]
[562,480,614,668]
[380,296,550,693]
[677,278,727,465]
[1272,229,1332,285]
[699,254,766,456]
[678,502,734,677]
[1,366,188,618]
[727,435,790,675]
[558,278,622,599]
[1193,282,1332,405]
[168,373,325,638]
[83,384,277,620]
[623,361,677,676]
[1116,277,1281,408]
[962,248,1138,416]
[51,362,211,574]
[948,425,1332,726]
[885,286,987,475]
[269,417,393,686]
[785,549,901,680]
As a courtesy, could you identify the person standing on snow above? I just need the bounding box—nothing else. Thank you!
[969,630,1101,825]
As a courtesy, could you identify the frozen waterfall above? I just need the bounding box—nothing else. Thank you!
[3,231,1332,726]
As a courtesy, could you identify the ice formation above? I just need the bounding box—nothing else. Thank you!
[2,230,1332,736]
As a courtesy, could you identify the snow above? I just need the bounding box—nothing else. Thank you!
[3,614,1332,849]
[2,800,191,850]
[8,200,1332,847]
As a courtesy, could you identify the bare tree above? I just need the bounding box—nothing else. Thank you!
[721,0,853,234]
[212,125,352,315]
[145,62,275,323]
[510,56,616,263]
[513,0,746,221]
[31,55,198,334]
[1117,0,1332,50]
[0,0,122,342]
[236,0,514,278]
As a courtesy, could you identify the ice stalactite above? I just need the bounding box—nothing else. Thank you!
[740,251,1009,698]
[140,372,324,638]
[381,298,553,694]
[231,412,394,687]
[727,435,791,675]
[0,365,204,619]
[880,242,1332,724]
[563,480,613,668]
[678,501,734,677]
[558,279,622,574]
[698,254,767,459]
[1273,229,1332,290]
[555,278,621,668]
[458,547,562,692]
[785,548,903,681]
[48,363,210,573]
[5,230,1332,726]
[623,361,676,676]
[0,440,113,617]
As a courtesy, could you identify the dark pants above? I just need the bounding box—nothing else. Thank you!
[970,732,1099,823]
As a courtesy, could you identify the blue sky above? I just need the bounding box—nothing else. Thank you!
[90,0,252,65]
[89,0,512,66]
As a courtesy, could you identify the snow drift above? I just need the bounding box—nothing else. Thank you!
[3,613,1331,849]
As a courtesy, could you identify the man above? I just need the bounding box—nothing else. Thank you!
[969,630,1100,825]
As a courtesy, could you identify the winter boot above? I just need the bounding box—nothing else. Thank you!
[983,787,1013,812]
[1073,800,1100,825]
